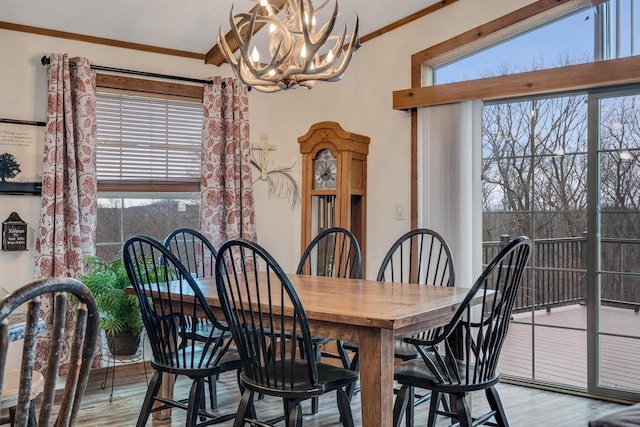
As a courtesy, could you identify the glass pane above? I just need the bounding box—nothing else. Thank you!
[533,212,587,239]
[602,0,640,60]
[123,199,170,241]
[434,8,594,84]
[483,101,534,157]
[482,212,532,242]
[535,327,587,388]
[599,335,640,392]
[96,244,122,263]
[599,296,640,337]
[601,235,640,274]
[600,272,640,311]
[97,198,122,244]
[499,322,533,379]
[169,198,200,231]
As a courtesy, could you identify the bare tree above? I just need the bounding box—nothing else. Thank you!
[483,94,588,239]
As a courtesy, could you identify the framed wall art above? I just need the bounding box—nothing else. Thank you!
[0,119,45,195]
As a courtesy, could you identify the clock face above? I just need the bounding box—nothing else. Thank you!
[313,149,337,189]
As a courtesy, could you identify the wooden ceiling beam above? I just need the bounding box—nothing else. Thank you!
[393,55,640,110]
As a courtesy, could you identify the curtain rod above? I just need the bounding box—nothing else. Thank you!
[40,55,213,86]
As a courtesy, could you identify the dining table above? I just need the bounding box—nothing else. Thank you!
[133,273,478,427]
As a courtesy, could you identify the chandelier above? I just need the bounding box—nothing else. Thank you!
[217,0,359,93]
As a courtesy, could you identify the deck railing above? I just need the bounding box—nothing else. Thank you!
[482,234,640,312]
[483,235,586,313]
[482,235,640,313]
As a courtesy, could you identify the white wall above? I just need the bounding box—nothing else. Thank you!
[0,0,535,289]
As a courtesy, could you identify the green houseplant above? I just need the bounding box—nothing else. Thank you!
[82,255,143,356]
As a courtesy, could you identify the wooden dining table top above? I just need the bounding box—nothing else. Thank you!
[138,272,474,335]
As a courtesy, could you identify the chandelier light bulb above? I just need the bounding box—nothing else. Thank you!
[260,0,268,7]
[620,150,633,161]
[251,47,260,63]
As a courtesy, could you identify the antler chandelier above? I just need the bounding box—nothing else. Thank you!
[217,0,359,93]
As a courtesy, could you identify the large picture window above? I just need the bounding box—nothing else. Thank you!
[94,89,203,260]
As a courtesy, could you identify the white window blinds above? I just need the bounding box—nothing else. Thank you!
[95,91,203,185]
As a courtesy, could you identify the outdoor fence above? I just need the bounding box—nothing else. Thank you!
[482,234,640,313]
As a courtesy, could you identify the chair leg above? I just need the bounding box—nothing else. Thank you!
[186,379,205,427]
[345,352,360,401]
[136,371,162,427]
[393,385,410,427]
[208,374,218,410]
[453,393,472,427]
[426,391,440,427]
[336,388,355,427]
[233,389,254,427]
[486,386,510,427]
[310,343,322,414]
[287,401,303,427]
[406,386,415,427]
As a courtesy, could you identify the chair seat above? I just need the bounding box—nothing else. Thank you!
[589,403,640,427]
[394,358,500,393]
[240,359,358,399]
[0,369,44,409]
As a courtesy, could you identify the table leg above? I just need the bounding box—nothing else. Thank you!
[357,327,394,427]
[152,374,175,420]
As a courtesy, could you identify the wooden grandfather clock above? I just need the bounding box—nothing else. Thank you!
[298,121,369,274]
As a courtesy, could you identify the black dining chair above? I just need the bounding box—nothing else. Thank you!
[0,277,100,427]
[343,228,455,421]
[296,226,362,413]
[392,236,532,427]
[215,238,359,427]
[163,227,227,409]
[345,228,455,363]
[164,228,217,278]
[123,235,241,427]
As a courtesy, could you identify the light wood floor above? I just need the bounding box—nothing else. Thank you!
[65,362,627,427]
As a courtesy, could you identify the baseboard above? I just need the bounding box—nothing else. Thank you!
[89,359,152,382]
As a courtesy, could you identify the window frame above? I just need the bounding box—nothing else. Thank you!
[95,74,204,193]
[400,0,640,228]
[94,75,205,259]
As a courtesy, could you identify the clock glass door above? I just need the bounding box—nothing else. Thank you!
[311,195,336,236]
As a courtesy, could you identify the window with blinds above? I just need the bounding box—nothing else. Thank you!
[95,91,203,192]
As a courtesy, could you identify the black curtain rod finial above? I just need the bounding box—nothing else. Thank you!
[41,55,49,66]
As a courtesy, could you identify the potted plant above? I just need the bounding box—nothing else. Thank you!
[81,255,143,356]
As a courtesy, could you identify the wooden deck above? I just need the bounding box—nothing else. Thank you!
[500,303,640,392]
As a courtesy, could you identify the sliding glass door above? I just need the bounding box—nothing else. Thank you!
[589,89,640,400]
[482,87,640,401]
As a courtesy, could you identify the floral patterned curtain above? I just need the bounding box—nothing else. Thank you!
[34,54,99,374]
[200,77,257,249]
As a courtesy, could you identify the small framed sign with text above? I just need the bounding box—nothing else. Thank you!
[2,212,28,251]
[0,119,45,195]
